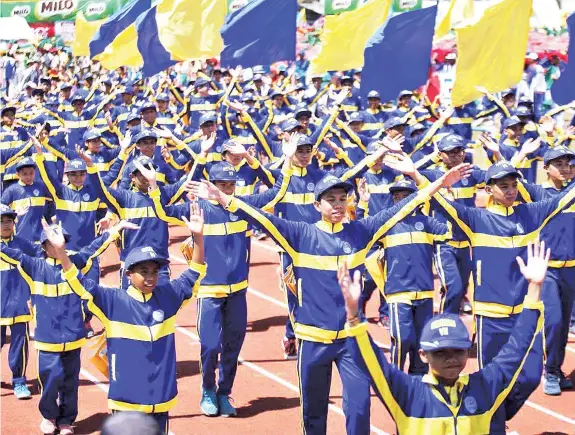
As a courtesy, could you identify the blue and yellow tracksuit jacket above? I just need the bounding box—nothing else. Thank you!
[357,167,404,218]
[345,298,544,434]
[118,148,178,190]
[62,260,206,412]
[497,137,547,183]
[0,124,28,150]
[187,95,222,130]
[0,141,34,182]
[225,188,431,343]
[382,212,451,302]
[0,230,119,351]
[1,180,54,243]
[35,154,106,251]
[0,235,39,325]
[361,107,391,136]
[150,171,290,298]
[429,181,575,317]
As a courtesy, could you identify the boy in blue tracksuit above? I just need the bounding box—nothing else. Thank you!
[0,220,131,435]
[189,159,471,435]
[338,240,547,435]
[0,204,36,400]
[46,210,206,435]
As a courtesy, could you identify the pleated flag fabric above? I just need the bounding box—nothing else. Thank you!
[551,12,575,105]
[361,6,438,102]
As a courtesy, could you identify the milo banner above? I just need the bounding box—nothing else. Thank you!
[391,0,423,13]
[1,0,132,23]
[227,0,251,14]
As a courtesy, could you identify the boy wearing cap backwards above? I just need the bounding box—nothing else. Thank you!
[189,156,470,435]
[0,204,37,400]
[0,218,136,435]
[338,240,548,435]
[1,157,54,243]
[46,203,206,435]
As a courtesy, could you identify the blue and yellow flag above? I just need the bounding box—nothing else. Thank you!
[552,12,575,105]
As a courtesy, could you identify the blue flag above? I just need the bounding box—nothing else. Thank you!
[552,12,575,105]
[89,0,153,58]
[220,0,297,68]
[361,6,438,102]
[135,7,177,78]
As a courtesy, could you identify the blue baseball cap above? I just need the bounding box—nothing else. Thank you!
[129,155,158,174]
[314,174,353,201]
[366,140,381,155]
[517,96,533,106]
[389,179,417,194]
[384,117,406,130]
[121,85,134,95]
[156,93,169,102]
[60,82,72,90]
[139,101,157,113]
[420,313,472,351]
[348,112,364,123]
[484,161,521,184]
[83,129,101,142]
[0,204,17,219]
[124,246,169,271]
[515,106,532,118]
[294,104,311,119]
[502,116,524,130]
[367,90,381,99]
[341,75,353,84]
[208,162,238,182]
[241,92,255,103]
[127,110,141,123]
[501,88,516,98]
[15,157,35,171]
[270,88,284,99]
[438,134,467,152]
[296,135,314,148]
[409,123,426,134]
[194,78,210,88]
[281,118,301,132]
[544,146,575,165]
[1,105,16,115]
[65,159,87,173]
[70,93,86,103]
[199,112,217,126]
[397,90,413,99]
[134,129,157,144]
[40,225,70,245]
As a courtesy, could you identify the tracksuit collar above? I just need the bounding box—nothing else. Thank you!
[315,220,344,234]
[127,285,153,302]
[293,166,308,177]
[486,197,515,216]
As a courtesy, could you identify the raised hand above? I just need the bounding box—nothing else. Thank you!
[120,130,133,151]
[40,219,66,249]
[224,142,247,157]
[323,137,341,154]
[333,89,349,105]
[516,240,550,286]
[16,203,30,217]
[282,132,299,159]
[478,133,500,154]
[441,163,473,188]
[201,132,216,154]
[382,135,404,153]
[113,220,140,232]
[96,216,111,234]
[382,152,416,177]
[358,178,370,203]
[539,116,555,135]
[160,145,172,163]
[187,180,221,202]
[337,262,362,320]
[133,160,156,183]
[521,137,542,155]
[227,99,245,114]
[182,200,204,236]
[154,127,173,139]
[76,145,94,167]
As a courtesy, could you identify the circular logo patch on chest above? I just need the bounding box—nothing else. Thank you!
[307,182,315,192]
[464,396,477,414]
[229,213,239,222]
[461,179,469,186]
[414,222,425,231]
[152,310,164,322]
[342,242,352,254]
[33,189,40,196]
[82,193,90,201]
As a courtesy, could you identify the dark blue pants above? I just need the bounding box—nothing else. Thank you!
[361,272,389,319]
[197,290,247,396]
[280,253,298,340]
[542,267,575,375]
[297,339,370,435]
[476,315,543,420]
[38,349,81,425]
[112,411,169,434]
[388,299,433,375]
[0,322,29,385]
[435,244,473,314]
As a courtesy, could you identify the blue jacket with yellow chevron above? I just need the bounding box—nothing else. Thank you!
[35,154,107,251]
[357,167,404,218]
[1,180,54,243]
[225,189,430,343]
[345,299,544,434]
[0,234,39,325]
[149,172,290,298]
[383,212,451,300]
[0,229,119,352]
[429,180,575,317]
[62,260,206,413]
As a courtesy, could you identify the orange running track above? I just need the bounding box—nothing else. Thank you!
[2,224,575,434]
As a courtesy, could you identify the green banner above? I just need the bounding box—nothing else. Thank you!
[324,0,361,15]
[391,0,422,13]
[227,0,251,14]
[0,0,131,23]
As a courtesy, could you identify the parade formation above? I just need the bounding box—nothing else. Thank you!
[1,0,575,434]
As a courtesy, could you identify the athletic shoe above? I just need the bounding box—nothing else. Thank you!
[200,388,219,416]
[543,373,561,396]
[58,424,74,435]
[13,383,31,400]
[560,372,573,390]
[377,316,390,329]
[282,336,297,360]
[218,395,237,417]
[85,321,94,338]
[40,419,57,435]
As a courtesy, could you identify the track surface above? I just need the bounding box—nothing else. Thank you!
[2,224,575,434]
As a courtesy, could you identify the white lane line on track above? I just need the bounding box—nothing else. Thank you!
[175,326,389,435]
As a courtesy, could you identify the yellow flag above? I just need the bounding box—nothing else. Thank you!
[435,0,474,39]
[156,0,227,61]
[94,23,143,70]
[451,0,531,107]
[73,12,104,57]
[309,0,392,76]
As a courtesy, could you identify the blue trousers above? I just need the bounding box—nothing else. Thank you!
[197,290,247,396]
[542,266,575,375]
[112,411,169,434]
[361,272,389,319]
[82,257,101,324]
[297,339,370,435]
[435,244,473,315]
[476,315,543,420]
[38,349,81,425]
[0,322,29,385]
[388,299,433,375]
[280,253,298,340]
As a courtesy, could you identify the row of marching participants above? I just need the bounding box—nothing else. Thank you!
[1,90,575,434]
